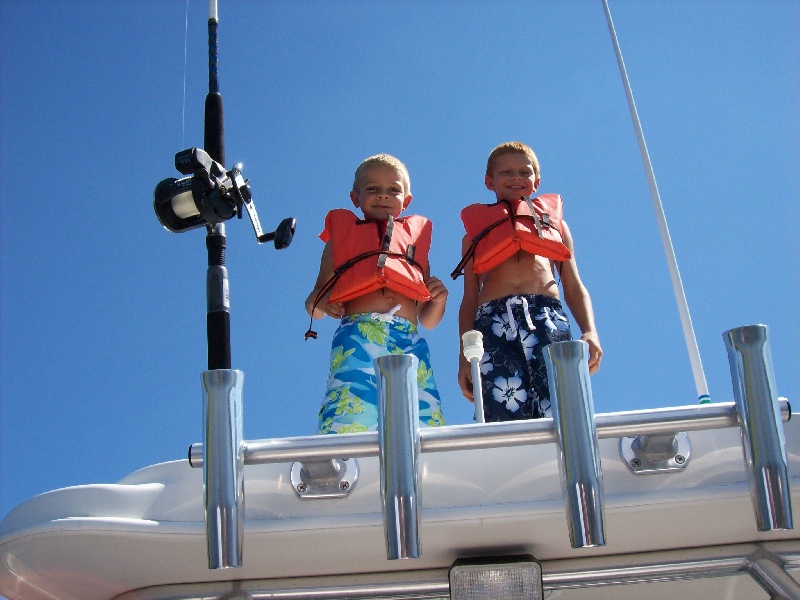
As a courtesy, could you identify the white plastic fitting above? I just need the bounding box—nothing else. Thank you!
[462,330,486,424]
[462,330,484,362]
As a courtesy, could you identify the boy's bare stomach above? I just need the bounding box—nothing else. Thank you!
[477,251,560,305]
[343,288,420,323]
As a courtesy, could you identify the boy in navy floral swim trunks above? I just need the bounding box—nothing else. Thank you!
[455,142,602,421]
[305,154,448,434]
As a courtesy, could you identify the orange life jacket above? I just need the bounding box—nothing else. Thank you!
[305,209,431,339]
[451,195,571,278]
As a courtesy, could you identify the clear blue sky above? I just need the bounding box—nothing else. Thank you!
[1,0,798,520]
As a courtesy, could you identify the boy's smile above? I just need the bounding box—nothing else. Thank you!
[485,152,541,201]
[350,164,411,220]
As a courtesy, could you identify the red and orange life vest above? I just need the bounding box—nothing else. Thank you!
[451,195,571,278]
[319,208,433,302]
[305,209,431,339]
[321,209,431,303]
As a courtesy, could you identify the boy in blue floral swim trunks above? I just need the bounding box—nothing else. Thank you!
[305,154,448,434]
[456,142,602,421]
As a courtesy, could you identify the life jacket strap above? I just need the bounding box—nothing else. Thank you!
[450,216,509,279]
[376,216,395,268]
[523,195,543,238]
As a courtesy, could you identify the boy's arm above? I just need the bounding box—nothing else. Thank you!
[304,241,345,319]
[418,267,448,329]
[558,220,603,374]
[457,235,481,400]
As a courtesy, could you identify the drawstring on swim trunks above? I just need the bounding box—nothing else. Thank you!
[505,296,536,340]
[373,304,402,322]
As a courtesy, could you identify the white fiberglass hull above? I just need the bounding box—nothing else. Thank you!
[1,415,798,599]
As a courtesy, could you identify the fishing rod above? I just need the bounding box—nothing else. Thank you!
[153,0,296,371]
[202,0,231,371]
[151,0,297,570]
[602,0,710,403]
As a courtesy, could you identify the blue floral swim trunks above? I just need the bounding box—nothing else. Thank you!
[474,294,572,421]
[317,312,446,434]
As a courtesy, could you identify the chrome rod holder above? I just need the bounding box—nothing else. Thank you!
[724,324,793,531]
[545,340,606,548]
[290,458,359,499]
[202,369,244,569]
[376,354,421,560]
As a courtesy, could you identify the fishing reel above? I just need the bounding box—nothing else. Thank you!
[153,147,295,248]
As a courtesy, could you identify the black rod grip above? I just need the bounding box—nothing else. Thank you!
[204,92,225,167]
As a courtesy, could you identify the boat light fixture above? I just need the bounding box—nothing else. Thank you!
[449,555,543,600]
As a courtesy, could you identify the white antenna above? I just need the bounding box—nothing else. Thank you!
[602,0,710,403]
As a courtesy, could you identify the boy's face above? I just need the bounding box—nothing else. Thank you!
[485,152,540,201]
[350,164,411,220]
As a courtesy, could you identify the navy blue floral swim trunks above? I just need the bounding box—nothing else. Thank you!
[473,294,572,421]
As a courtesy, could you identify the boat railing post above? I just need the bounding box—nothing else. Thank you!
[376,354,421,560]
[544,340,606,548]
[202,369,245,569]
[723,324,793,531]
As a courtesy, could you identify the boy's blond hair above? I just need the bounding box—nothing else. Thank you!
[486,141,540,180]
[352,154,411,196]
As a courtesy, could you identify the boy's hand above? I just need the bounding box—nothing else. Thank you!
[425,276,448,304]
[458,359,475,401]
[307,287,345,320]
[418,275,447,329]
[581,332,603,374]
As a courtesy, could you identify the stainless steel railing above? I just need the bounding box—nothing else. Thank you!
[193,324,792,570]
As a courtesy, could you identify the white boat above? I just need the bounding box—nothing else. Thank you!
[1,332,798,599]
